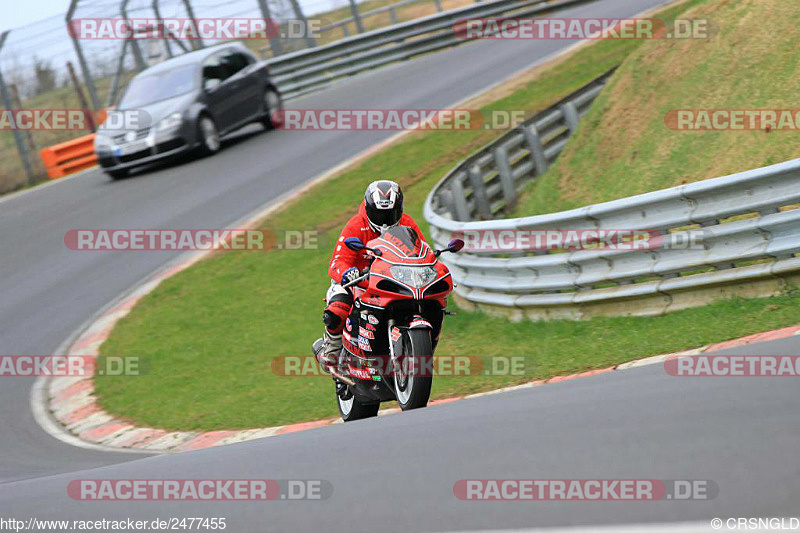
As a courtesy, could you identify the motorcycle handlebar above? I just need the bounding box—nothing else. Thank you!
[342,268,370,289]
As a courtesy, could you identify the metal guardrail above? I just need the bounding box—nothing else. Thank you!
[307,0,442,39]
[39,134,98,179]
[264,0,594,99]
[423,72,800,319]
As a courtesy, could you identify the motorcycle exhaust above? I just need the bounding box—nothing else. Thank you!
[329,367,356,387]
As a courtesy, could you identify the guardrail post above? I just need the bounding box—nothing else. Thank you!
[467,164,492,219]
[348,0,366,33]
[433,0,443,12]
[438,189,456,219]
[8,84,42,176]
[493,145,516,208]
[560,101,580,133]
[181,0,204,49]
[287,0,317,48]
[0,32,36,185]
[257,0,284,56]
[169,34,190,54]
[152,0,174,59]
[66,62,96,132]
[0,64,36,185]
[389,7,398,24]
[106,40,130,107]
[523,124,548,175]
[66,0,101,110]
[450,173,471,221]
[121,0,148,71]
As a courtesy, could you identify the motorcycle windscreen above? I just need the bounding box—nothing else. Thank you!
[378,225,423,256]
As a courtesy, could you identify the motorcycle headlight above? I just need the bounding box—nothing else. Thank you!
[158,112,183,132]
[389,266,438,288]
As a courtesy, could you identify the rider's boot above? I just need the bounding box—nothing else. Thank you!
[313,329,342,374]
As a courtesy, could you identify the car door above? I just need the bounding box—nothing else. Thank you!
[218,50,262,125]
[201,52,237,132]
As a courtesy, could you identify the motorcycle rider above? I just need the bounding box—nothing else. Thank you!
[315,180,426,371]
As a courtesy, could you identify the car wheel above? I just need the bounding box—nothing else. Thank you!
[197,115,221,155]
[261,87,283,130]
[106,169,128,180]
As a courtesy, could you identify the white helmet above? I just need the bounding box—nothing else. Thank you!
[364,180,403,232]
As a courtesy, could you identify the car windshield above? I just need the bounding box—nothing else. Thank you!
[118,65,197,108]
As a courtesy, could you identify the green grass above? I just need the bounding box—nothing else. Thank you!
[98,278,800,430]
[511,0,800,216]
[92,0,800,432]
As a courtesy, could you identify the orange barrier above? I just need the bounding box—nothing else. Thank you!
[40,134,97,179]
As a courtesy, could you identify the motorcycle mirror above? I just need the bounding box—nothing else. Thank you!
[447,238,465,253]
[344,237,366,251]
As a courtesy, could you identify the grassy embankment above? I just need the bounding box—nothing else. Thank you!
[511,0,800,215]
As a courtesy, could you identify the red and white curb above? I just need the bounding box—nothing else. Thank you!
[41,307,800,452]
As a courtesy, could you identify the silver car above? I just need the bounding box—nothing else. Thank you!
[94,42,283,179]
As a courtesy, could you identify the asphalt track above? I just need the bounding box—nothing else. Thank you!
[1,337,799,531]
[4,0,797,530]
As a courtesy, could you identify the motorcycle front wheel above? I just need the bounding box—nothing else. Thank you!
[394,328,433,411]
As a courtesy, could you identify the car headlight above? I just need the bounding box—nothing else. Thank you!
[157,112,183,132]
[94,134,112,149]
[389,266,438,288]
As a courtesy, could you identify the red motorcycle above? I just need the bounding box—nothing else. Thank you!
[313,225,463,422]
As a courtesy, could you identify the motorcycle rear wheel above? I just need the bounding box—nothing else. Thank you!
[336,382,379,422]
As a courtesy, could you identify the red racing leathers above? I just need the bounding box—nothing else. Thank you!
[323,202,426,335]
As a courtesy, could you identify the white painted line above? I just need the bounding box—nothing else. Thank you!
[29,368,157,455]
[465,381,541,399]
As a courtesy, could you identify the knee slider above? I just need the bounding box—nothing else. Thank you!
[322,310,342,330]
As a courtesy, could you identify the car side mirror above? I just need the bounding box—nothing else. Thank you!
[203,78,221,92]
[344,237,366,251]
